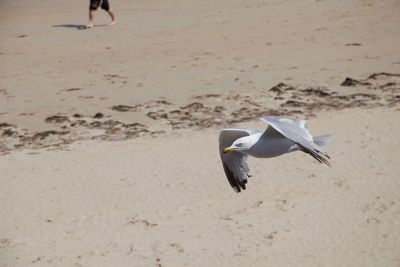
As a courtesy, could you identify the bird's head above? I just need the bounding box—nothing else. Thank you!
[223,135,257,153]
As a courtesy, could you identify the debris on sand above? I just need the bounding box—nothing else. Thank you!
[1,72,399,154]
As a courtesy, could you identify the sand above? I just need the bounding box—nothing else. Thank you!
[1,0,400,266]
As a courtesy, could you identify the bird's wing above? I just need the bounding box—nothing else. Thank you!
[219,128,263,192]
[260,116,331,166]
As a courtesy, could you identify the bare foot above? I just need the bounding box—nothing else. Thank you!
[109,20,117,26]
[86,23,94,29]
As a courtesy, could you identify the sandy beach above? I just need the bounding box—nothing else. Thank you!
[1,0,400,266]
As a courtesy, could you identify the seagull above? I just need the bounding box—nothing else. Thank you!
[219,116,331,192]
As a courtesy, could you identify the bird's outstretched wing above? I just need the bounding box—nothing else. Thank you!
[219,128,263,192]
[260,116,331,166]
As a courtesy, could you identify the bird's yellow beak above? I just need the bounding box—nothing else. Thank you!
[223,146,234,153]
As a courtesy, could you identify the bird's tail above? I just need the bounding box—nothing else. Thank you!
[313,134,332,148]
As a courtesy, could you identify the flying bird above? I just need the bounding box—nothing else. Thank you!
[219,116,331,192]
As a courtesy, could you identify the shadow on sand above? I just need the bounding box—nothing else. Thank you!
[53,24,87,30]
[53,24,109,30]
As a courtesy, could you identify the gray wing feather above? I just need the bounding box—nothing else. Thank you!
[260,116,331,166]
[219,128,263,192]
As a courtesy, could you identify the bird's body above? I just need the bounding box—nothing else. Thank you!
[246,133,296,158]
[219,116,332,192]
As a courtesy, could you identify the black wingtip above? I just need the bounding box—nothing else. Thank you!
[298,144,331,167]
[222,162,247,193]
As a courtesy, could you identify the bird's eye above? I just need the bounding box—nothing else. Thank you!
[236,143,242,147]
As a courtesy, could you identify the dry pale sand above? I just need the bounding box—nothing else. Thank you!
[1,108,400,267]
[1,0,400,266]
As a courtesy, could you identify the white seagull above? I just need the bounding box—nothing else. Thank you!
[219,116,331,192]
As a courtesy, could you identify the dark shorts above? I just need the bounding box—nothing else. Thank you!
[90,0,110,11]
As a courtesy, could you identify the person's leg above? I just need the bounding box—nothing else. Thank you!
[87,9,95,28]
[107,9,116,25]
[87,0,100,28]
[101,0,116,25]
